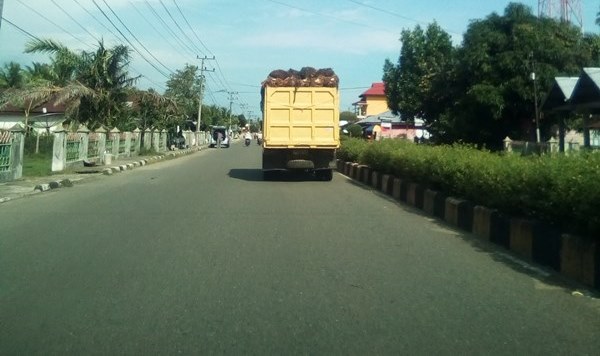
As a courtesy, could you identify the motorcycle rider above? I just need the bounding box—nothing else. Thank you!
[244,130,252,146]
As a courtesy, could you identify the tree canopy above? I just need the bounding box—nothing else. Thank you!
[384,2,600,148]
[1,39,233,133]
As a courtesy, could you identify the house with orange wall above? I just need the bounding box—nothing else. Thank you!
[353,82,388,118]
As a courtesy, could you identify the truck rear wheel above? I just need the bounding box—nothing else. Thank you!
[316,169,333,181]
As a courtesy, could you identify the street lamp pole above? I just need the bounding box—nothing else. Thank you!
[529,52,540,143]
[533,72,540,144]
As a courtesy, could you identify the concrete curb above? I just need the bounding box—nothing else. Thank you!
[337,161,599,290]
[1,146,204,204]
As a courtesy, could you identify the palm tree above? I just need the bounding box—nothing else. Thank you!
[24,38,139,130]
[25,62,57,83]
[0,61,60,135]
[0,62,25,89]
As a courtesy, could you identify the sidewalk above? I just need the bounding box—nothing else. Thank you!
[0,147,203,204]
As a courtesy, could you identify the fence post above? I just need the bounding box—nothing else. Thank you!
[144,128,152,151]
[548,137,559,154]
[155,130,159,152]
[110,127,120,159]
[78,125,90,162]
[95,127,107,164]
[503,136,512,153]
[133,128,141,155]
[9,124,25,180]
[52,128,67,172]
[193,131,199,146]
[123,131,132,157]
[183,130,191,148]
[567,139,579,154]
[161,129,167,152]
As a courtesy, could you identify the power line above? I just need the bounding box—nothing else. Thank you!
[129,0,192,63]
[52,0,100,43]
[73,0,122,42]
[16,0,94,50]
[165,1,236,107]
[159,0,205,57]
[101,0,173,76]
[144,0,197,59]
[265,0,395,34]
[72,0,166,91]
[1,17,39,41]
[92,0,170,79]
[172,0,213,56]
[346,0,461,35]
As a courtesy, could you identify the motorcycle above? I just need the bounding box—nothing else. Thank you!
[244,138,251,146]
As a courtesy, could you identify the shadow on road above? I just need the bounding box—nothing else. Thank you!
[228,168,264,181]
[228,169,326,182]
[340,173,597,296]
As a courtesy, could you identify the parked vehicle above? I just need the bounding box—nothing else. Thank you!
[209,126,229,148]
[261,68,339,181]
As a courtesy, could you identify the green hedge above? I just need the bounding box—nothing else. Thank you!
[339,138,600,240]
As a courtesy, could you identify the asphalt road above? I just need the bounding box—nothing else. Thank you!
[1,140,599,355]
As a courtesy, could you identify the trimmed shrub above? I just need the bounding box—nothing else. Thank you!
[339,139,600,240]
[337,137,369,163]
[345,124,363,138]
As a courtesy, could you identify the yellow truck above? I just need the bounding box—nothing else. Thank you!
[261,68,340,181]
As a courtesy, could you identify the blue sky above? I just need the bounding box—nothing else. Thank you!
[0,0,598,118]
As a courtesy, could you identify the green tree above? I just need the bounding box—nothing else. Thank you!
[383,22,455,134]
[25,62,55,82]
[0,62,25,89]
[384,3,600,147]
[450,3,600,147]
[0,60,63,135]
[237,114,248,129]
[340,111,357,123]
[24,38,138,130]
[164,64,201,127]
[201,105,229,128]
[346,123,363,137]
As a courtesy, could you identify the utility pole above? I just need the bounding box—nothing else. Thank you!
[247,110,254,126]
[0,0,4,29]
[227,91,238,131]
[196,55,215,140]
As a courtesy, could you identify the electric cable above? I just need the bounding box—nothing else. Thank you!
[100,0,174,76]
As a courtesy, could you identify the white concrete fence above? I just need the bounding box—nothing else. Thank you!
[52,127,209,172]
[0,124,25,182]
[0,125,210,182]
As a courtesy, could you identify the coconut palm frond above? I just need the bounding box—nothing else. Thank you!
[24,38,71,55]
[0,85,59,109]
[53,81,96,105]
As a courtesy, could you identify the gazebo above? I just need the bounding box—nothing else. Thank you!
[541,68,600,150]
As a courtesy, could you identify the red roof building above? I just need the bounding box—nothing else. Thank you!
[353,82,389,118]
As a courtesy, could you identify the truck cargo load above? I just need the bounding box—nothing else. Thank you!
[261,67,340,181]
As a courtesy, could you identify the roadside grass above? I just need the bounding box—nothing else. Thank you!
[22,152,52,177]
[23,135,53,177]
